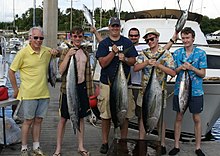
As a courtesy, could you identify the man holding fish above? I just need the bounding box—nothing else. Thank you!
[53,27,93,156]
[133,28,176,155]
[96,17,138,154]
[8,26,59,156]
[169,27,207,156]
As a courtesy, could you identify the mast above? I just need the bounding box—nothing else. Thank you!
[33,0,36,26]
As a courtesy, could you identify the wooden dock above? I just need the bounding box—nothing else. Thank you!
[0,82,219,156]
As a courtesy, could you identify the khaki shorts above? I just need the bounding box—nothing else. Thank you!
[97,83,135,119]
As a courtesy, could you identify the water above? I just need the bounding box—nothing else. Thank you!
[1,53,220,141]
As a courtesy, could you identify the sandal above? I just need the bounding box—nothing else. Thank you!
[78,150,90,156]
[53,153,61,156]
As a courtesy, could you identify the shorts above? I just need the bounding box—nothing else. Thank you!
[97,83,135,119]
[131,84,142,118]
[22,98,50,120]
[173,95,203,114]
[59,82,91,119]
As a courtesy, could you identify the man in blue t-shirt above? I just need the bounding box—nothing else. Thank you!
[96,17,138,154]
[169,27,207,156]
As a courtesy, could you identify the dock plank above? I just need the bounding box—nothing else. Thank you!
[0,82,219,155]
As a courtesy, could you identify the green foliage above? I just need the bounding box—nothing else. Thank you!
[0,7,220,35]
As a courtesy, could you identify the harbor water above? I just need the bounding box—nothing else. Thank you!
[1,53,220,141]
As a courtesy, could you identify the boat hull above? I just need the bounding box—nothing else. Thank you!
[165,82,220,137]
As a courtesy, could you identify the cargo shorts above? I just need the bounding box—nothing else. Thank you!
[97,82,135,119]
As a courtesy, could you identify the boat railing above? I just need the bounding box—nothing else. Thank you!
[0,36,7,79]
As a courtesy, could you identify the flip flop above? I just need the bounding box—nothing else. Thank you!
[53,153,61,156]
[78,150,90,156]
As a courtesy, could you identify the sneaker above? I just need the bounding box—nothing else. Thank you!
[21,149,29,156]
[32,147,46,156]
[168,147,180,155]
[161,146,166,155]
[100,143,109,154]
[195,149,205,156]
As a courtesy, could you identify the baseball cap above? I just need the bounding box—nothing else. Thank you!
[143,28,160,38]
[108,17,121,26]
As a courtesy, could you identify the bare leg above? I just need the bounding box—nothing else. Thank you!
[101,119,111,144]
[121,118,129,138]
[54,117,67,154]
[174,112,183,148]
[78,118,88,151]
[32,117,43,143]
[139,116,146,139]
[21,119,33,145]
[193,113,202,150]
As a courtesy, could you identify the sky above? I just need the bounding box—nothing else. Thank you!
[0,0,220,22]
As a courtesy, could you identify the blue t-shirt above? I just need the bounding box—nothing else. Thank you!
[96,36,138,85]
[173,47,207,96]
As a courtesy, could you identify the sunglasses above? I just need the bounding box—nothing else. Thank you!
[33,36,44,40]
[72,35,83,38]
[145,37,156,43]
[111,24,120,28]
[129,34,139,37]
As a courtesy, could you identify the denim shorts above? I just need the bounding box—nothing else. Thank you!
[22,98,50,119]
[173,95,203,114]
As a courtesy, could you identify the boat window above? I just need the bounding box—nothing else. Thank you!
[207,55,220,69]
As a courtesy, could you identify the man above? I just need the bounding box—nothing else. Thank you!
[96,17,138,154]
[53,27,93,156]
[133,28,176,155]
[169,27,207,156]
[8,26,58,156]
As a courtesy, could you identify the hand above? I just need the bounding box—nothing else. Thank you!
[49,48,59,56]
[90,26,97,34]
[148,59,157,66]
[68,48,77,57]
[182,62,194,70]
[13,88,19,98]
[112,44,119,53]
[118,53,125,61]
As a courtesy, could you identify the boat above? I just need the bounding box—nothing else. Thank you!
[92,8,220,139]
[6,37,23,54]
[0,36,8,86]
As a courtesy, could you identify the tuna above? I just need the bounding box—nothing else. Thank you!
[82,4,93,26]
[142,67,163,133]
[178,70,191,113]
[48,56,57,87]
[175,10,188,33]
[110,61,128,129]
[66,55,80,134]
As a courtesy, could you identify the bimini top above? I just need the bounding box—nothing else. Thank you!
[125,9,203,24]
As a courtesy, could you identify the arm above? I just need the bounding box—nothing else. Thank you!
[163,31,178,50]
[8,69,19,98]
[98,44,119,68]
[155,62,176,77]
[90,26,103,42]
[59,48,77,75]
[118,53,136,66]
[183,62,206,78]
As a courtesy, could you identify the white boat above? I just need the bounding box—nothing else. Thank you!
[93,9,220,139]
[0,36,8,86]
[7,37,23,54]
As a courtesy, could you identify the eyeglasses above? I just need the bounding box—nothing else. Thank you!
[111,24,120,28]
[72,35,83,38]
[129,34,139,37]
[145,37,156,43]
[33,36,44,40]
